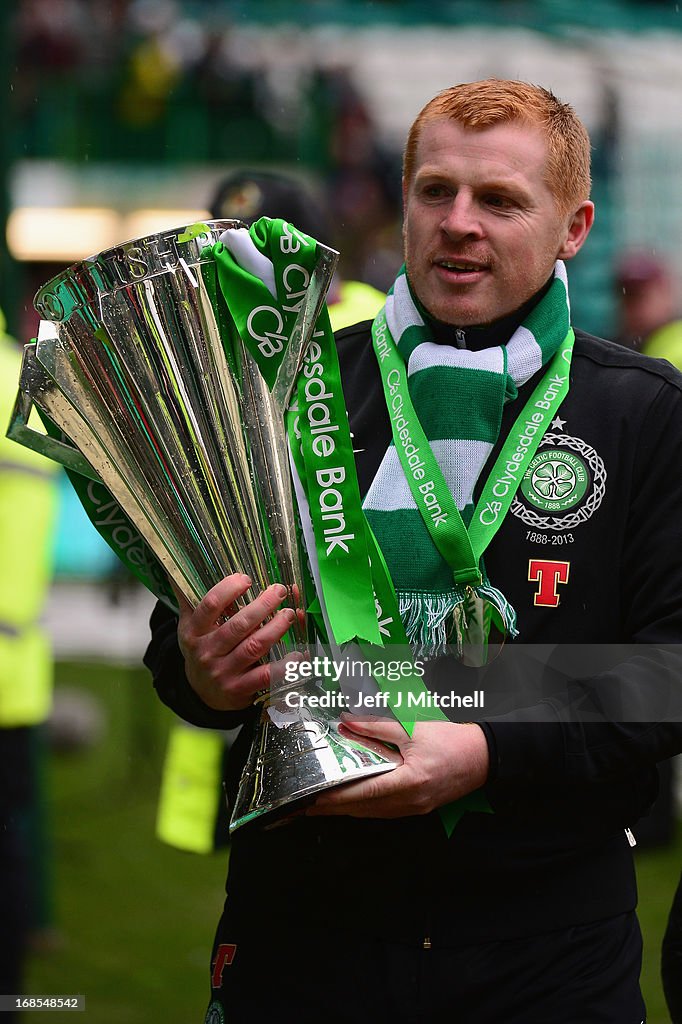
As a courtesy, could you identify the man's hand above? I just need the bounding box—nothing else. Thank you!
[175,573,298,711]
[306,717,490,819]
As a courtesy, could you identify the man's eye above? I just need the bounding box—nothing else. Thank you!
[422,184,448,199]
[485,194,513,209]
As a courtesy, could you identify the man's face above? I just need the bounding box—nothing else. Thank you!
[403,118,593,326]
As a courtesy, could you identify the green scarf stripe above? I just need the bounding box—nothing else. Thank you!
[363,508,455,591]
[522,274,569,360]
[407,365,505,443]
[395,324,428,360]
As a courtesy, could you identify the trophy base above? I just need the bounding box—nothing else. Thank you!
[229,678,403,833]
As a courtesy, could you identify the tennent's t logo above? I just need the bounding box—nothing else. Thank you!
[212,944,237,988]
[528,559,570,607]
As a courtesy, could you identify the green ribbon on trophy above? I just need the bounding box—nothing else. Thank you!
[211,218,381,647]
[38,419,179,607]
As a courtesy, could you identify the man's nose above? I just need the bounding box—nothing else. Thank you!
[440,193,484,240]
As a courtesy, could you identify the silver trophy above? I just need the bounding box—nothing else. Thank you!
[8,221,400,832]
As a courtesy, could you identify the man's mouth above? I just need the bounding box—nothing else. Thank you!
[434,259,488,277]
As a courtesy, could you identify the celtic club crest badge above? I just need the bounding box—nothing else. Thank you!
[512,432,606,531]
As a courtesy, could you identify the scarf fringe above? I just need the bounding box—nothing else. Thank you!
[399,592,457,656]
[398,585,519,658]
[477,582,519,639]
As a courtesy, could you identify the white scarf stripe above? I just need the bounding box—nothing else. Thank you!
[555,259,569,312]
[219,227,277,299]
[408,342,505,377]
[363,438,493,513]
[385,273,423,345]
[505,327,543,386]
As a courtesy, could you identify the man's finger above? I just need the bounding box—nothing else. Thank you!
[226,607,297,672]
[190,574,253,634]
[306,767,407,816]
[339,713,409,747]
[270,650,306,687]
[217,583,289,645]
[202,660,274,711]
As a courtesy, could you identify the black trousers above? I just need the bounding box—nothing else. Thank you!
[204,906,646,1024]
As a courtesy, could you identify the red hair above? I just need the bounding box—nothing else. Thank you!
[403,79,591,216]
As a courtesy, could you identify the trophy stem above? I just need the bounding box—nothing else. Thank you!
[229,676,402,832]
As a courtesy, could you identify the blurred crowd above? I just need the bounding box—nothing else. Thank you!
[12,0,403,288]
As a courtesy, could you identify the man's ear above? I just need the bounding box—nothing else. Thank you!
[558,201,595,261]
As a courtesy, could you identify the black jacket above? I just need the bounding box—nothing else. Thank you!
[145,323,682,945]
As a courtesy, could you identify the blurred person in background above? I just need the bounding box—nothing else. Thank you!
[210,169,386,329]
[0,313,58,1015]
[316,67,403,291]
[156,169,385,855]
[146,81,682,1022]
[662,870,682,1023]
[614,250,682,367]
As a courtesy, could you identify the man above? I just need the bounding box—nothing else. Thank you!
[145,80,682,1022]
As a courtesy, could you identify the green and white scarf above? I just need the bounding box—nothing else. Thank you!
[364,262,571,651]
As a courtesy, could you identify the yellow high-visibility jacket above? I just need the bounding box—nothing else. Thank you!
[0,330,58,726]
